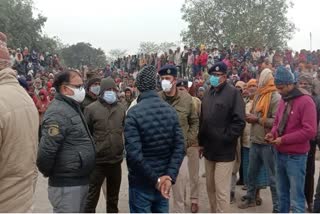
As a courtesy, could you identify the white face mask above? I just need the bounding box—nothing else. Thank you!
[161,79,173,92]
[66,86,86,103]
[89,85,100,96]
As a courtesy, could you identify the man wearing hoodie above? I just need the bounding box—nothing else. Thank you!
[84,77,125,213]
[266,66,317,213]
[121,87,134,110]
[81,74,101,111]
[0,32,39,213]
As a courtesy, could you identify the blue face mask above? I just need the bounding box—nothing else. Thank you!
[103,91,117,104]
[210,75,220,87]
[90,85,100,96]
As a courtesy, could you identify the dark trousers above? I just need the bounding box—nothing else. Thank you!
[304,141,316,205]
[181,62,187,78]
[85,162,122,213]
[239,154,244,183]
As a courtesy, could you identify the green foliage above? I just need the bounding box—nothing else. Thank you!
[60,42,107,68]
[181,0,296,49]
[0,0,108,69]
[0,0,48,50]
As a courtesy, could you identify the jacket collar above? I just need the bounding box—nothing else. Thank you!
[137,90,159,103]
[98,97,118,108]
[282,87,306,102]
[55,93,81,112]
[85,92,97,101]
[0,67,18,85]
[209,81,228,94]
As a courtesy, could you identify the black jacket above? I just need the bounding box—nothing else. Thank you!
[199,82,245,162]
[37,93,96,187]
[124,90,185,188]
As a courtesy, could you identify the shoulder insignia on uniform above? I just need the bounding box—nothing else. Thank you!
[48,125,60,137]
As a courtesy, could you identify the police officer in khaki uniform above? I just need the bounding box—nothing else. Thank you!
[158,65,199,213]
[176,79,201,213]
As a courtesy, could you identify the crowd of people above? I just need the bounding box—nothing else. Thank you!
[111,46,320,80]
[2,29,320,213]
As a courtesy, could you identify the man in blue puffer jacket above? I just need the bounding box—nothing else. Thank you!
[124,65,185,213]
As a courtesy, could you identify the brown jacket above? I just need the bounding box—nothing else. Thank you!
[0,68,39,212]
[84,99,126,164]
[159,90,199,148]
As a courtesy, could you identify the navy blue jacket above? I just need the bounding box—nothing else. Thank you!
[124,90,185,188]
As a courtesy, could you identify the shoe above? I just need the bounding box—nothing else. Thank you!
[230,192,236,204]
[255,197,263,206]
[241,195,248,202]
[238,199,256,209]
[191,203,198,213]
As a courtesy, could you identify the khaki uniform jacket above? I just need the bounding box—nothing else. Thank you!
[159,90,199,148]
[0,68,39,212]
[84,99,126,164]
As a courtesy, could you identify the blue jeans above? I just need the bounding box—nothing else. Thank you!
[276,152,307,213]
[129,185,168,213]
[246,143,279,212]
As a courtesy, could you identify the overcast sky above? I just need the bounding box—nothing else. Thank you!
[33,0,320,54]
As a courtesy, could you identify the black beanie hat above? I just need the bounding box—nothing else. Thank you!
[136,65,156,92]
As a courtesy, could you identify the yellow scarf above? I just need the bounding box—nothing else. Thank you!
[252,78,277,125]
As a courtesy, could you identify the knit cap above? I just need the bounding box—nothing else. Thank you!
[136,65,156,92]
[86,74,101,90]
[100,77,117,94]
[274,66,294,85]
